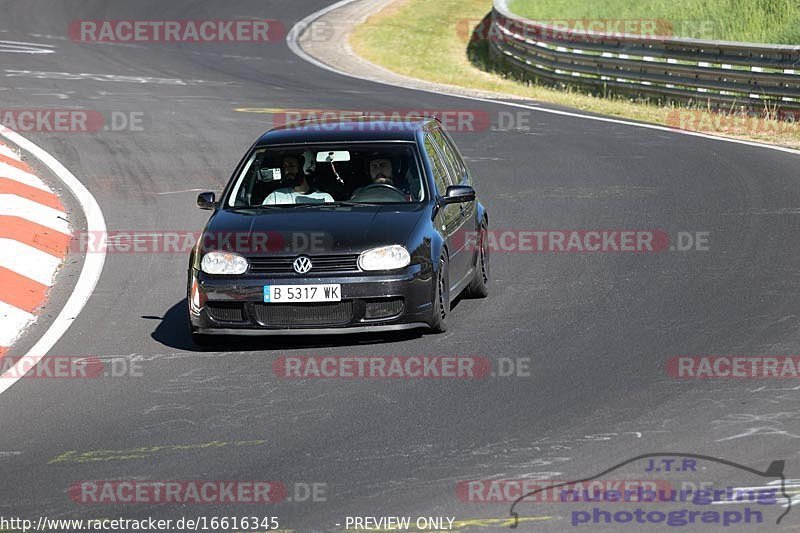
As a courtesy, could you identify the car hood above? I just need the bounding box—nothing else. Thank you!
[203,204,427,255]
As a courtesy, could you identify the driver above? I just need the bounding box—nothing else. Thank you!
[368,157,396,186]
[263,155,334,205]
[350,156,411,201]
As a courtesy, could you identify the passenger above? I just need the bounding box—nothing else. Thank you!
[263,155,333,205]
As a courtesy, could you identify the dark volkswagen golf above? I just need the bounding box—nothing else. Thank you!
[188,116,489,344]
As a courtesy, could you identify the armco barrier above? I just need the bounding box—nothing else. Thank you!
[489,0,800,111]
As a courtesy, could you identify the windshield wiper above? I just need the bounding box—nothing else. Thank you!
[328,201,383,206]
[233,201,383,210]
[245,203,319,209]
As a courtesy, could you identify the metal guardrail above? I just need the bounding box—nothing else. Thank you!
[489,0,800,111]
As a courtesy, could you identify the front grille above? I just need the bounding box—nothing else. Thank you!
[248,254,360,274]
[252,301,354,326]
[364,298,404,319]
[205,302,246,322]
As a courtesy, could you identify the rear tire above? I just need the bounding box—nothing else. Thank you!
[467,226,490,298]
[430,253,451,333]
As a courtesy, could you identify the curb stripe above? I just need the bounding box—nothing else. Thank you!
[0,238,61,286]
[0,177,64,211]
[0,144,20,161]
[0,137,59,354]
[0,194,69,234]
[0,300,35,347]
[0,153,32,174]
[0,125,105,396]
[0,161,49,191]
[0,215,71,256]
[0,266,48,313]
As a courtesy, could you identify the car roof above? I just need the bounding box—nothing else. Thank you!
[255,115,440,145]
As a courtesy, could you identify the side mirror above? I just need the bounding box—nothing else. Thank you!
[197,192,216,210]
[440,185,475,205]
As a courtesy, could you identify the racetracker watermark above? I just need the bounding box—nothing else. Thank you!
[0,109,146,133]
[0,356,142,379]
[458,480,672,503]
[667,110,800,136]
[73,231,331,254]
[667,356,800,379]
[237,107,561,133]
[70,481,289,504]
[70,481,325,505]
[273,356,531,379]
[456,230,710,253]
[69,20,286,43]
[458,18,719,43]
[267,108,491,133]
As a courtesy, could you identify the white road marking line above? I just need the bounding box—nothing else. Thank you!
[0,40,55,54]
[0,300,35,347]
[0,39,55,48]
[29,92,71,100]
[710,482,800,508]
[0,451,22,458]
[286,0,800,158]
[3,69,236,86]
[0,161,49,191]
[0,194,69,233]
[0,239,61,286]
[156,188,207,195]
[0,125,106,395]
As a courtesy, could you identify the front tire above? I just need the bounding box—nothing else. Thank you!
[430,253,451,333]
[467,226,489,298]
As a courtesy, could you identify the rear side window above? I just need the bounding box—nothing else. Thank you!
[443,135,472,186]
[430,129,470,186]
[423,135,451,196]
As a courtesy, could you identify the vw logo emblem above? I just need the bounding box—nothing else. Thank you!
[293,256,313,274]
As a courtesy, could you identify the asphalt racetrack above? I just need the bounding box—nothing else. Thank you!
[1,1,800,531]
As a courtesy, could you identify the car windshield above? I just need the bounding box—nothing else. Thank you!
[227,143,425,208]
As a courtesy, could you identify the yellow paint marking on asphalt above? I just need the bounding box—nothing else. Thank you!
[448,516,551,530]
[47,439,267,464]
[234,107,367,115]
[235,107,306,114]
[335,516,552,532]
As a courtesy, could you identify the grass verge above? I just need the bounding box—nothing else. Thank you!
[509,0,800,44]
[348,0,800,149]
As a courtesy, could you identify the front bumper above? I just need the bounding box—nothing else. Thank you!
[189,265,434,335]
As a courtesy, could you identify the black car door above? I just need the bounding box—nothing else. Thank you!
[429,128,476,287]
[423,134,461,279]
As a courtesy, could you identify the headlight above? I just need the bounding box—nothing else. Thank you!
[358,245,411,271]
[201,251,248,275]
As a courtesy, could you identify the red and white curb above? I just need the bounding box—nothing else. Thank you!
[0,141,70,359]
[0,126,106,395]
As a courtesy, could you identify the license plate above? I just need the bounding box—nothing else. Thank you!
[263,284,341,303]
